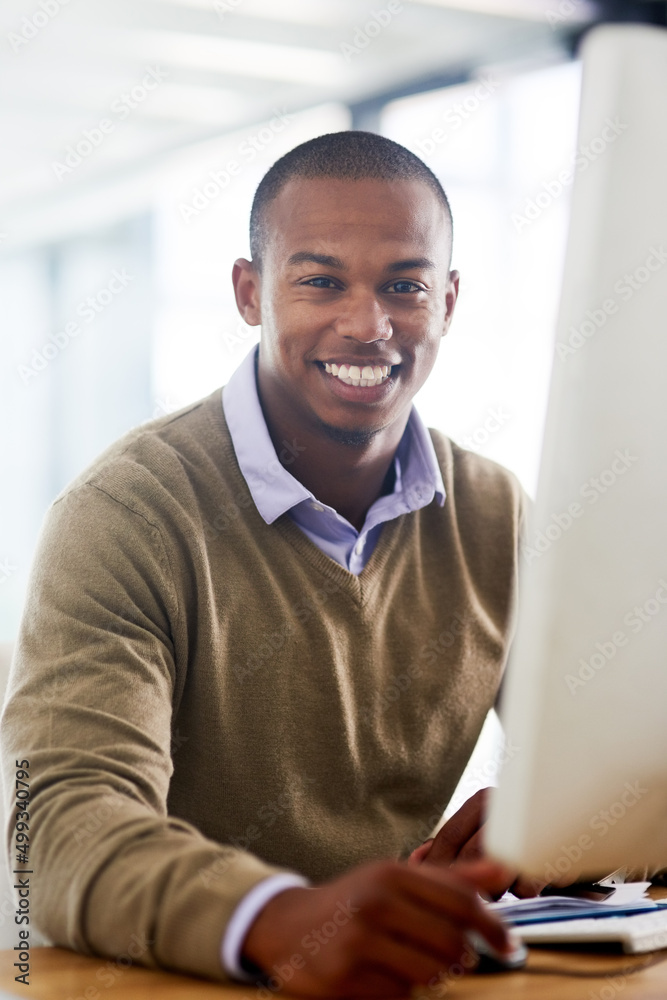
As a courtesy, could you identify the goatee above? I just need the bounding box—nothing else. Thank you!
[317,420,380,448]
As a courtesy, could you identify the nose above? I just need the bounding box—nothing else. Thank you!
[334,291,393,343]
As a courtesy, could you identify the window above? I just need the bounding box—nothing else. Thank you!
[382,59,582,495]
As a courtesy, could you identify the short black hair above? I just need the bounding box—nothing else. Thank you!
[249,130,453,271]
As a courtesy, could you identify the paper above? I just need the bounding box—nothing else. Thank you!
[487,883,655,926]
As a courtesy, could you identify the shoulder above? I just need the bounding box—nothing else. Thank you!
[427,427,528,530]
[428,426,524,496]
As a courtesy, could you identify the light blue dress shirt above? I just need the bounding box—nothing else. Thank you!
[222,345,446,572]
[219,344,447,981]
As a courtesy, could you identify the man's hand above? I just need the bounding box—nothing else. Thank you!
[407,789,545,898]
[241,858,516,997]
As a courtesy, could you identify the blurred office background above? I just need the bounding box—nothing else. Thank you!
[2,0,666,640]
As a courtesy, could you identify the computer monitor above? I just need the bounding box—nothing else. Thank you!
[485,22,667,883]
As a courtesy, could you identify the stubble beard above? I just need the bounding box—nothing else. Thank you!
[316,419,382,448]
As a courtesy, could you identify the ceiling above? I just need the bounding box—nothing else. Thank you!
[1,0,600,244]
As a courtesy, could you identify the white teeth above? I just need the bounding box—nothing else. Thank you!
[322,361,394,388]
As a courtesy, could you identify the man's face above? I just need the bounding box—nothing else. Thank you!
[236,176,458,446]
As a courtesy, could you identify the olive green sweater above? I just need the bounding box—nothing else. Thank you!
[1,387,524,982]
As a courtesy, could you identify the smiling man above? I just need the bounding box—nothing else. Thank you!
[2,131,527,996]
[235,166,457,537]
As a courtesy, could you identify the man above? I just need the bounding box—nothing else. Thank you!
[2,131,528,995]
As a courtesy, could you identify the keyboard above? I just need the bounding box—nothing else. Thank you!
[519,908,667,954]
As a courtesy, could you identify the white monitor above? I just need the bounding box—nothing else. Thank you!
[485,22,667,882]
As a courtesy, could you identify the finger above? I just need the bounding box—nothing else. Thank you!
[370,889,484,967]
[440,858,520,904]
[421,829,483,868]
[407,839,434,866]
[510,874,546,898]
[452,826,485,864]
[394,864,510,954]
[426,789,489,864]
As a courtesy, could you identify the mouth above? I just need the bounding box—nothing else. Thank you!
[318,361,395,388]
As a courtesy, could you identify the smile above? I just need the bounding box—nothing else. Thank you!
[322,362,393,387]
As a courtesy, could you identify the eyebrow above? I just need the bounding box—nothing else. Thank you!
[286,252,345,269]
[385,257,436,273]
[285,252,437,272]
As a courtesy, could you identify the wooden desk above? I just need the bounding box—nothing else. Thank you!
[3,944,667,1000]
[3,892,667,1000]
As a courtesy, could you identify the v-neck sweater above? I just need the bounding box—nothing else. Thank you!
[1,386,525,982]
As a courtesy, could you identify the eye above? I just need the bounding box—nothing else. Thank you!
[386,280,423,294]
[302,277,340,289]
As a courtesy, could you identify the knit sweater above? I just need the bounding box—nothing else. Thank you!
[1,386,525,982]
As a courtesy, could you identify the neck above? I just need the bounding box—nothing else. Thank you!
[256,386,409,533]
[286,432,403,531]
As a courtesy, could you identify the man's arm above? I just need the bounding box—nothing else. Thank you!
[1,483,293,981]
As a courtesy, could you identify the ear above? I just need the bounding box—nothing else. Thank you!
[232,258,262,326]
[442,269,460,338]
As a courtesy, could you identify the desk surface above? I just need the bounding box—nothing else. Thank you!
[3,944,667,1000]
[4,889,667,1000]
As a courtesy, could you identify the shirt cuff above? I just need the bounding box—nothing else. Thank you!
[221,872,311,982]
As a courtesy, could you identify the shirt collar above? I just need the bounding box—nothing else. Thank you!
[222,344,445,525]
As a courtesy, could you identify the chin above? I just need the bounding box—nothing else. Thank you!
[317,421,382,448]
